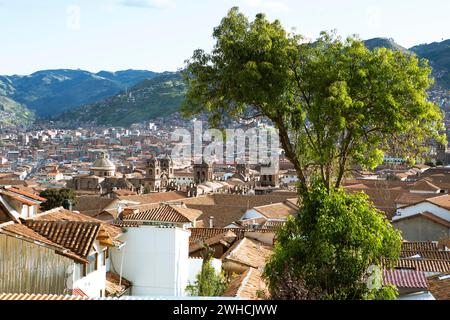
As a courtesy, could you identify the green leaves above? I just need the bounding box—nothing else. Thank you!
[185,254,227,297]
[264,183,402,300]
[182,7,445,190]
[39,188,77,211]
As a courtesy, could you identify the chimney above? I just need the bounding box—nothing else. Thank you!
[209,216,214,229]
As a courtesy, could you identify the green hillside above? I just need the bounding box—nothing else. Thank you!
[0,96,35,127]
[55,72,185,127]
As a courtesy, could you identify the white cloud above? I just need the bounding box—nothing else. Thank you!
[120,0,176,10]
[241,0,289,12]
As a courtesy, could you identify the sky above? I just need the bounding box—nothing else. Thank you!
[0,0,449,75]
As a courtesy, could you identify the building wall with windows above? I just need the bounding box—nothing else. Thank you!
[71,242,108,297]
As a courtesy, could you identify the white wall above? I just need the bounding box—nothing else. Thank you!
[187,258,222,286]
[395,202,450,222]
[71,243,107,298]
[110,226,190,297]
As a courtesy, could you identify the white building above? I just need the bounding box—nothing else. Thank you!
[111,204,202,297]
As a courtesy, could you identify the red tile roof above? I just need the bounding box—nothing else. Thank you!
[410,180,441,192]
[31,207,123,239]
[7,187,46,202]
[223,267,269,300]
[123,205,202,223]
[383,269,428,289]
[427,273,450,300]
[390,258,450,273]
[189,228,245,244]
[25,220,100,258]
[0,293,91,300]
[105,272,132,297]
[394,212,450,228]
[253,202,297,220]
[222,237,273,269]
[0,222,88,263]
[401,242,439,251]
[72,288,89,297]
[401,250,450,260]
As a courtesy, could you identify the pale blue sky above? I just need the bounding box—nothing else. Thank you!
[0,0,448,75]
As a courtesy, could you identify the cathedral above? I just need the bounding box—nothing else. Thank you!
[69,153,175,195]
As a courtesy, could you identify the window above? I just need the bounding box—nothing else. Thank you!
[83,253,98,276]
[103,248,108,266]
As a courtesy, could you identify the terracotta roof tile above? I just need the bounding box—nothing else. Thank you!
[425,195,450,210]
[410,180,441,192]
[189,230,237,253]
[222,237,273,269]
[394,212,450,228]
[189,228,245,244]
[123,205,202,223]
[253,202,297,220]
[24,220,100,258]
[259,220,286,231]
[0,293,91,300]
[388,258,450,273]
[427,273,450,300]
[0,190,41,206]
[401,250,450,260]
[395,192,436,206]
[0,222,88,263]
[223,268,269,300]
[117,191,188,204]
[31,207,123,239]
[383,269,428,289]
[7,187,46,201]
[402,242,439,251]
[106,272,132,297]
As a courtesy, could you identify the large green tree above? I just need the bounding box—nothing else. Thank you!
[181,7,441,300]
[182,7,445,193]
[263,183,402,300]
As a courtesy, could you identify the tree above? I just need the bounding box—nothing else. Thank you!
[186,253,227,297]
[182,7,445,194]
[263,183,402,300]
[143,185,151,194]
[181,7,436,299]
[39,188,77,211]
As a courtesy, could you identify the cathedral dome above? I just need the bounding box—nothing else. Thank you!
[91,152,115,170]
[90,152,116,177]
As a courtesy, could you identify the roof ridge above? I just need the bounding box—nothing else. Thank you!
[236,268,253,297]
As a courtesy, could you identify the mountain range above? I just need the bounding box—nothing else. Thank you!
[0,38,448,127]
[55,72,185,127]
[0,69,159,127]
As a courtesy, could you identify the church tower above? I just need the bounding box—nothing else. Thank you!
[193,159,212,184]
[236,163,250,181]
[146,157,161,191]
